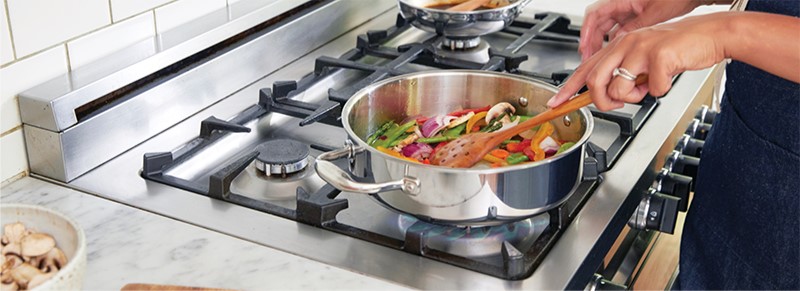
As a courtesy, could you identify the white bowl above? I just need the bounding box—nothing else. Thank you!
[1,203,86,290]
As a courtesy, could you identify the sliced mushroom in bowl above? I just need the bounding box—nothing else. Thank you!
[1,205,86,290]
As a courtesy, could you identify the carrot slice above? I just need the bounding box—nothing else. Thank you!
[489,148,510,159]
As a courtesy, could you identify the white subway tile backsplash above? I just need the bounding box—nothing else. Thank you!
[228,0,306,20]
[0,46,68,134]
[156,0,228,33]
[227,0,272,19]
[0,129,27,184]
[1,1,14,65]
[110,0,173,22]
[6,0,110,58]
[67,13,156,69]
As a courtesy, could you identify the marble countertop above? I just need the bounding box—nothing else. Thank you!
[1,177,409,290]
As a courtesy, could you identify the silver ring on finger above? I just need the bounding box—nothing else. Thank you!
[612,67,637,81]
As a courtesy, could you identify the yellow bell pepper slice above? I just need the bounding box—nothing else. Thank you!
[482,154,508,166]
[530,122,554,161]
[465,111,488,134]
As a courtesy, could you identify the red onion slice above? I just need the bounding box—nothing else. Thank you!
[540,136,561,155]
[420,115,456,137]
[401,142,433,159]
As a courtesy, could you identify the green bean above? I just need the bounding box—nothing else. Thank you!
[378,120,416,147]
[372,123,400,147]
[417,135,457,144]
[556,142,576,154]
[480,113,507,132]
[481,122,503,133]
[367,121,394,145]
[388,132,413,147]
[443,123,467,138]
[506,152,530,165]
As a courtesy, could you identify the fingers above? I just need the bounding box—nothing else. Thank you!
[585,51,626,111]
[547,69,587,108]
[647,49,677,96]
[607,56,649,104]
[580,18,616,60]
[610,15,647,40]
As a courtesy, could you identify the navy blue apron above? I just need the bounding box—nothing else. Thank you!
[678,0,800,289]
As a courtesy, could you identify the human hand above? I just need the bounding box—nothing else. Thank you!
[579,0,707,60]
[548,13,730,111]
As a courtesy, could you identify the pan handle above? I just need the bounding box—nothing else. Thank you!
[315,143,420,195]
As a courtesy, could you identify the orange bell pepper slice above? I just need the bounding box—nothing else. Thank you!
[489,148,510,159]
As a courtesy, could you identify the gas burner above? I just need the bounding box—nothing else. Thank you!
[435,37,491,63]
[254,139,310,177]
[395,215,548,258]
[441,37,482,50]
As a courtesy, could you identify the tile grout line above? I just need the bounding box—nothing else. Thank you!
[107,0,114,23]
[1,3,168,69]
[3,0,17,60]
[151,10,160,52]
[0,124,22,138]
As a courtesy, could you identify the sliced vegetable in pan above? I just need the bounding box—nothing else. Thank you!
[367,102,575,166]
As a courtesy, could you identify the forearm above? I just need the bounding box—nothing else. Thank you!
[722,12,800,83]
[700,0,734,5]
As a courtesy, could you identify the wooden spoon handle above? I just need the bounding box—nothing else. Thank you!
[495,93,592,142]
[447,0,492,11]
[497,74,649,142]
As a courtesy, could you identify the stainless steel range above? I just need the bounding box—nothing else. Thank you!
[19,0,717,289]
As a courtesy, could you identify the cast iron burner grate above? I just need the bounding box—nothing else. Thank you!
[261,13,581,127]
[141,12,660,282]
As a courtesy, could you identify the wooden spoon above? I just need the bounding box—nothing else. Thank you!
[431,75,648,168]
[447,0,493,11]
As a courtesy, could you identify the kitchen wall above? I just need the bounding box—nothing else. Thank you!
[0,0,310,186]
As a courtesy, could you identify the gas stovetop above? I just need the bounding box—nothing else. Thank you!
[138,7,657,280]
[57,1,716,289]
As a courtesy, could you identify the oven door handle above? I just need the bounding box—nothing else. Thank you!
[315,144,420,196]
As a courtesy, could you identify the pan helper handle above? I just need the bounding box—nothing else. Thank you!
[316,143,421,195]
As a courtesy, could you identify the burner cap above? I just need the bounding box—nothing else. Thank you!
[254,139,310,176]
[436,37,491,63]
[441,37,482,50]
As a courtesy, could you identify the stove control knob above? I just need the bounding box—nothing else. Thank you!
[665,150,701,180]
[695,105,718,124]
[685,119,712,140]
[655,168,693,212]
[628,188,681,234]
[675,134,705,157]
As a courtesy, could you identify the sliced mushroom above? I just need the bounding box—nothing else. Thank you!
[0,271,12,284]
[485,102,516,124]
[8,263,43,290]
[30,248,66,273]
[0,281,18,291]
[19,234,55,258]
[1,255,22,273]
[2,225,25,245]
[0,244,19,258]
[1,223,67,290]
[25,272,55,290]
[446,111,474,128]
[496,117,521,132]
